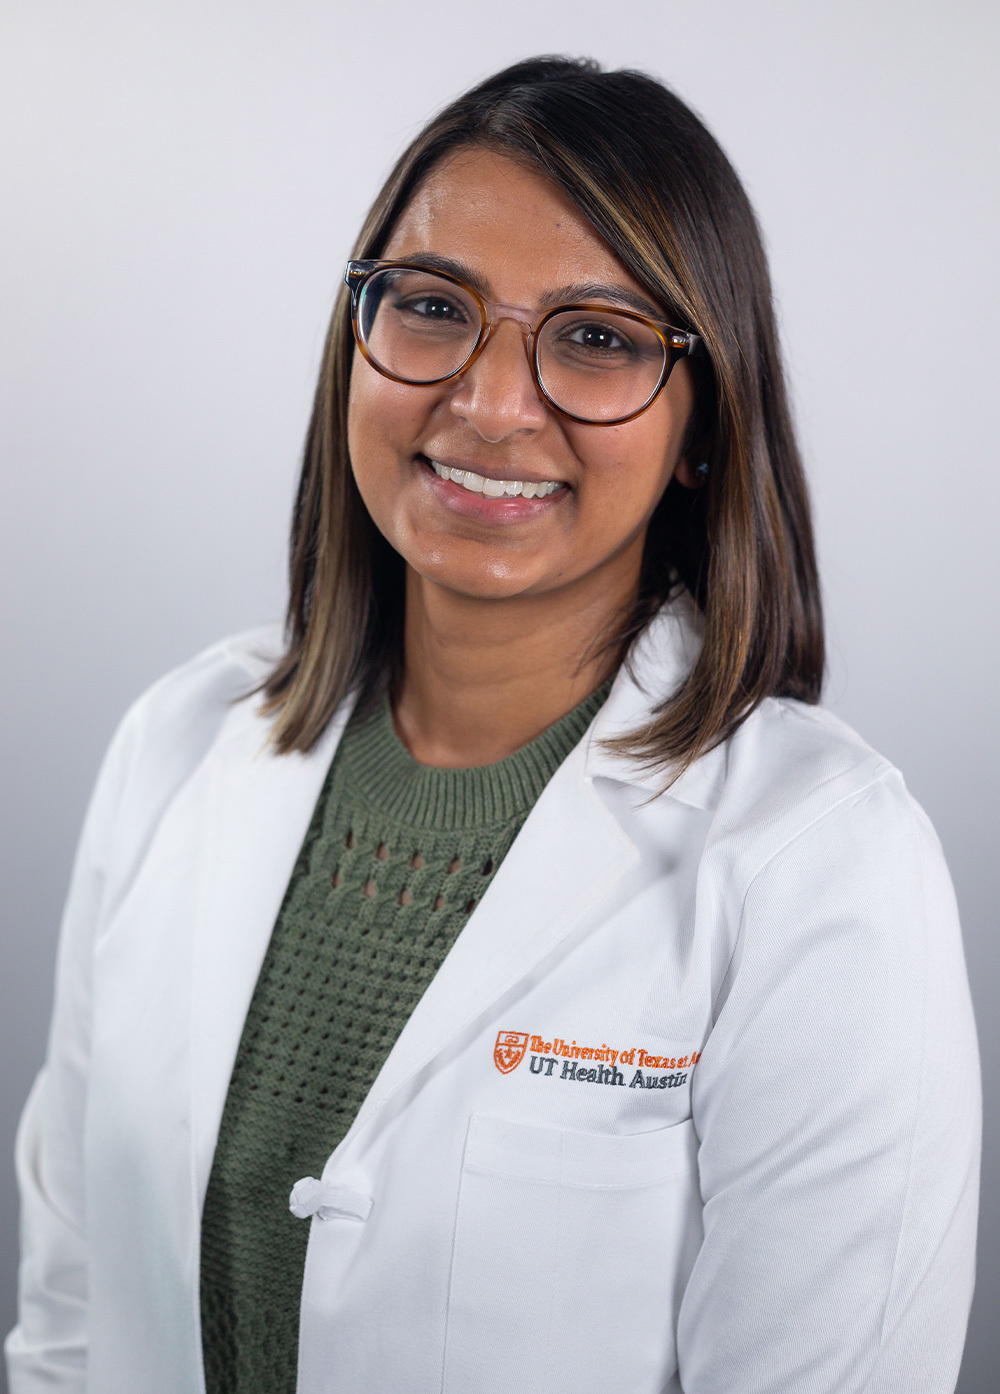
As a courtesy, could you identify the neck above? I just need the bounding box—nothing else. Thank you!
[393,567,636,767]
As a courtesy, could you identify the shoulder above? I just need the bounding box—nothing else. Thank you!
[591,595,940,884]
[724,695,894,834]
[712,693,947,905]
[82,625,285,880]
[110,624,283,778]
[120,623,283,741]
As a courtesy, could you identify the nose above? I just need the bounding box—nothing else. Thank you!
[446,316,549,442]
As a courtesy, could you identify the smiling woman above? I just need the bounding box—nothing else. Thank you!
[262,60,823,775]
[342,146,704,765]
[6,56,979,1394]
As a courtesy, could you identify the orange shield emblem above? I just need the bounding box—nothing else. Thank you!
[494,1030,529,1074]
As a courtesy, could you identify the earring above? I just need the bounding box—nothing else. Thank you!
[695,460,709,480]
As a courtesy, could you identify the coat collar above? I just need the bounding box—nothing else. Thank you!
[584,590,727,813]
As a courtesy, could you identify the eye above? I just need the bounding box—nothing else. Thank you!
[566,321,629,352]
[397,293,471,324]
[541,309,664,372]
[549,316,642,362]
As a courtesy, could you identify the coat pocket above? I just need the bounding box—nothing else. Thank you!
[442,1114,702,1394]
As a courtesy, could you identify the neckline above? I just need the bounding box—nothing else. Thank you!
[337,680,613,830]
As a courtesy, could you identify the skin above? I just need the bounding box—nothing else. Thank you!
[347,146,699,767]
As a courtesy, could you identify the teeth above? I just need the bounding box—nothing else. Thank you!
[429,459,561,498]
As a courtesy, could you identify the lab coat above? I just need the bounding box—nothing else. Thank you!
[6,595,981,1394]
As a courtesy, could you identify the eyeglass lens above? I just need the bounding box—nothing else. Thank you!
[356,267,668,423]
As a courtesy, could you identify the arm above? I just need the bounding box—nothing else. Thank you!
[678,771,980,1393]
[4,628,278,1391]
[4,712,138,1393]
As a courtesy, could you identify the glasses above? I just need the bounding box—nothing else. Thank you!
[344,259,700,426]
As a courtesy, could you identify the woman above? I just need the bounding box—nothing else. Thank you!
[6,56,980,1394]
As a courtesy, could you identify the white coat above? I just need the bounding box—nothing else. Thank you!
[5,595,981,1394]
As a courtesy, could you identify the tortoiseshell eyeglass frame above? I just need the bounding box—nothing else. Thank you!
[344,259,701,427]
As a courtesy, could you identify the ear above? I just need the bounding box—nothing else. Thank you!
[673,453,705,490]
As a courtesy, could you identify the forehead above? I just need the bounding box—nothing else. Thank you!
[382,146,649,308]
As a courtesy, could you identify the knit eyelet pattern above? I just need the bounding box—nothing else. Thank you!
[199,679,612,1394]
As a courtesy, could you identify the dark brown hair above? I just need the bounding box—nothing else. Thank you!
[260,55,824,778]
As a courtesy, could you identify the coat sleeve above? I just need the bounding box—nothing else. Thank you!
[4,705,142,1392]
[677,770,981,1394]
[4,629,279,1392]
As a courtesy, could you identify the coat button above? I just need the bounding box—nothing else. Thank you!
[288,1177,374,1222]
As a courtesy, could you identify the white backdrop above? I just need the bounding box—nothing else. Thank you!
[1,1,997,1389]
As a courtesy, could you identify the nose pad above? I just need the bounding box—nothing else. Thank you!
[466,315,538,389]
[477,313,533,360]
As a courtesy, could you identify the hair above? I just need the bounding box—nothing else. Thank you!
[258,55,824,781]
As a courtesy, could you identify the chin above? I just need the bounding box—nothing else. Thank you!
[410,550,548,603]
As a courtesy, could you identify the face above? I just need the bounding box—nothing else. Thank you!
[347,147,698,605]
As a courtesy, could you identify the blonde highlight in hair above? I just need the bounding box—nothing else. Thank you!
[259,56,824,780]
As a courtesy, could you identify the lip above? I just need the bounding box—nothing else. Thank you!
[415,454,569,521]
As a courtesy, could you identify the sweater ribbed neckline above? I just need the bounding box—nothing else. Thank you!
[339,680,613,831]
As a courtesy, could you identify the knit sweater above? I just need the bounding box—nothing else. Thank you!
[199,681,612,1393]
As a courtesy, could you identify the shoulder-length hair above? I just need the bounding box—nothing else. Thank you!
[259,55,824,779]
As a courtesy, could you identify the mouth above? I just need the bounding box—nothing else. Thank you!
[423,456,567,500]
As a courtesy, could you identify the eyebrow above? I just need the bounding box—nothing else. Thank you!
[540,282,665,319]
[400,254,667,321]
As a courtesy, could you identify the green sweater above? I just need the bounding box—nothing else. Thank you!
[199,681,611,1393]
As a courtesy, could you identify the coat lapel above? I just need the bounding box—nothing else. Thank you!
[186,593,718,1182]
[343,739,640,1143]
[188,693,349,1206]
[339,593,720,1147]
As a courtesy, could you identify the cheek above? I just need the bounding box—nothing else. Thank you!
[566,420,680,519]
[347,366,454,562]
[569,362,695,520]
[347,358,438,476]
[349,377,403,467]
[345,378,407,541]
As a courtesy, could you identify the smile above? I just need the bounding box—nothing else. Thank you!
[427,459,564,499]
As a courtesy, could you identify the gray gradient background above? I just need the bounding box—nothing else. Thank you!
[1,1,997,1389]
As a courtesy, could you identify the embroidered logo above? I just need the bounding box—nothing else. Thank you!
[493,1030,530,1074]
[494,1030,702,1088]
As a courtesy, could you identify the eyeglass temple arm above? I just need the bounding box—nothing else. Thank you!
[671,331,700,355]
